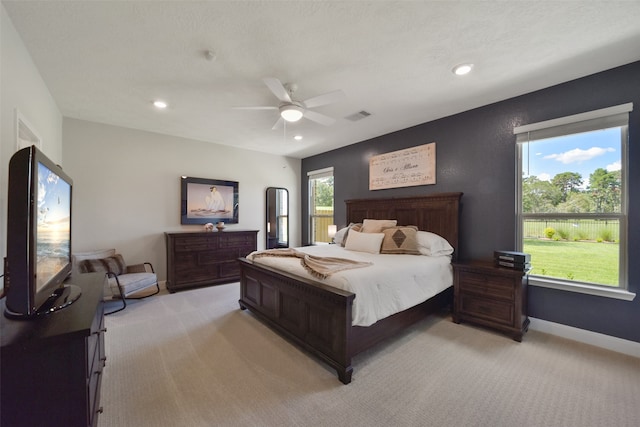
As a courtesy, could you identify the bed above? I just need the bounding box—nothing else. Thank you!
[238,192,462,384]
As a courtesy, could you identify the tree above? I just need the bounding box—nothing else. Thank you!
[313,176,334,208]
[552,172,583,203]
[589,168,620,213]
[522,176,562,213]
[556,192,594,213]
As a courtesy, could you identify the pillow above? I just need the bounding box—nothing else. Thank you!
[333,227,347,245]
[380,227,421,255]
[361,219,398,233]
[344,229,385,254]
[80,254,127,275]
[340,223,362,247]
[416,231,454,256]
[333,224,352,245]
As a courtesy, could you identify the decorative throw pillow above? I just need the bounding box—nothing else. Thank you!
[416,231,454,256]
[340,223,362,247]
[361,219,398,233]
[380,227,421,255]
[80,254,127,275]
[344,229,385,254]
[333,224,352,246]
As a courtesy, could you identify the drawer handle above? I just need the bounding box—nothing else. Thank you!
[93,327,107,335]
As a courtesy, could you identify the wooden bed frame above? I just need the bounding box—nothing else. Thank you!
[238,192,462,384]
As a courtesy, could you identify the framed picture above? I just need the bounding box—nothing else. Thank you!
[181,176,239,224]
[369,142,436,190]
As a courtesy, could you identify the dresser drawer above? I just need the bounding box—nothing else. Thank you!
[218,234,256,248]
[458,271,514,300]
[173,236,218,251]
[197,249,242,264]
[87,344,103,427]
[219,260,241,278]
[459,293,514,326]
[175,265,221,284]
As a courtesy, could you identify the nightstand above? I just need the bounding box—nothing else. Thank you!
[452,261,530,341]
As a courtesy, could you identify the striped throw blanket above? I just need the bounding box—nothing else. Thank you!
[250,248,372,279]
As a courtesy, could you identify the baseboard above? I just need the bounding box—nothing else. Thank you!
[529,317,640,358]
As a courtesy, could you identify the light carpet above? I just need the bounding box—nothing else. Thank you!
[100,283,640,427]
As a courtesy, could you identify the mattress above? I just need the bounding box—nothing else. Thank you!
[247,244,453,327]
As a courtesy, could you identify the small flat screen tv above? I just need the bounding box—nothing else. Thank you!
[4,145,79,319]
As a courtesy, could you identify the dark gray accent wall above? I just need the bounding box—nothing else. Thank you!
[302,60,640,343]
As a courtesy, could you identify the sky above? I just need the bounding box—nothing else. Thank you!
[37,162,71,227]
[522,127,622,189]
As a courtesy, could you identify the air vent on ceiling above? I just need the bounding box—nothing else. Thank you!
[345,110,371,122]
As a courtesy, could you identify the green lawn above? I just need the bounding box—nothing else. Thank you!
[523,239,619,286]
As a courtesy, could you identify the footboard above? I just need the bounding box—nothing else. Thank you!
[238,257,356,384]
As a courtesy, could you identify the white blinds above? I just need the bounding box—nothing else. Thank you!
[307,166,334,179]
[514,103,632,143]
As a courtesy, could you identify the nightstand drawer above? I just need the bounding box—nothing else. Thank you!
[453,261,529,341]
[458,271,514,300]
[459,294,514,326]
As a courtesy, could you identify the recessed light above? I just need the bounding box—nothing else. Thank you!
[294,135,303,141]
[153,100,168,109]
[452,63,473,76]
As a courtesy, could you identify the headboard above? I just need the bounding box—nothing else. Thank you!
[345,192,463,259]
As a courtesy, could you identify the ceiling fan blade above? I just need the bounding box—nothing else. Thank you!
[302,89,346,109]
[303,109,336,126]
[232,106,278,110]
[271,117,284,130]
[263,77,292,103]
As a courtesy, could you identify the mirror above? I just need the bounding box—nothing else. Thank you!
[266,187,289,249]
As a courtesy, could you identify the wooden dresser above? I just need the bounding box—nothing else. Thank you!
[452,261,530,341]
[165,230,258,292]
[1,272,107,427]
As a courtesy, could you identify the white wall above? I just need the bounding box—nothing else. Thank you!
[63,118,301,282]
[1,5,63,285]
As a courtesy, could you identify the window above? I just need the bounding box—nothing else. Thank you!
[308,167,334,244]
[515,103,633,298]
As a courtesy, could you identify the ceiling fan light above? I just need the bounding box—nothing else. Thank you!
[280,105,303,122]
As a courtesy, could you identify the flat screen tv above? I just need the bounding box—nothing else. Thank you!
[4,145,79,319]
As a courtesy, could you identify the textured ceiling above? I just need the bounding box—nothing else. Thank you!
[4,1,640,159]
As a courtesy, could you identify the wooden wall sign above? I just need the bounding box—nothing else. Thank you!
[369,143,436,190]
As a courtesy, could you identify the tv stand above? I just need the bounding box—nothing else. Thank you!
[39,283,82,314]
[1,273,106,427]
[4,283,82,319]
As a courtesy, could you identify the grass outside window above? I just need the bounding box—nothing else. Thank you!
[523,239,618,286]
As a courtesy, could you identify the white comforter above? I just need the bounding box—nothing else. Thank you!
[246,245,453,327]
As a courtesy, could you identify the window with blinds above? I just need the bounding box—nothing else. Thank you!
[514,103,631,291]
[307,167,334,245]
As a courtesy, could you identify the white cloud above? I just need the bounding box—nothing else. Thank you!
[606,161,621,171]
[543,147,615,164]
[537,173,551,181]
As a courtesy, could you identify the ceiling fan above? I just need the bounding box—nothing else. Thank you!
[235,78,346,130]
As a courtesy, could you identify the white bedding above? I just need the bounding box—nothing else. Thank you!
[246,245,453,327]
